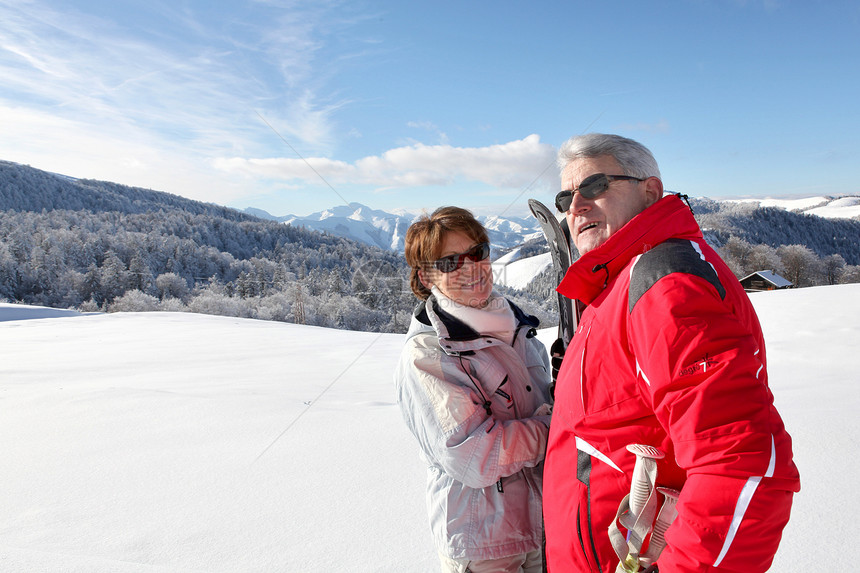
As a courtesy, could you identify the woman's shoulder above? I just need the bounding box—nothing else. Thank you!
[405,329,443,354]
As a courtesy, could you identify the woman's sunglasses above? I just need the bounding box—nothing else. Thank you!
[555,173,644,212]
[432,242,490,273]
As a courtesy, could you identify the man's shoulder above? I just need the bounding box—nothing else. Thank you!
[628,238,726,311]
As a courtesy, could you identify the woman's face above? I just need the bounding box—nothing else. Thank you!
[420,230,493,309]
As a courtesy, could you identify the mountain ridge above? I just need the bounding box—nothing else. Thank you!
[244,202,546,253]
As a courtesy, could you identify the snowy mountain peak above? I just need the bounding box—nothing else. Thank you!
[727,194,860,219]
[248,203,547,254]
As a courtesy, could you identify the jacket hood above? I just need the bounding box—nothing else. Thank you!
[557,194,702,304]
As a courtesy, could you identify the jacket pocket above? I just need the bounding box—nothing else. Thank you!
[577,319,645,419]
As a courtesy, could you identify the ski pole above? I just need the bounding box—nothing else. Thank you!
[640,487,680,567]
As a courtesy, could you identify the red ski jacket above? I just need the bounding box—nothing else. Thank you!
[543,194,800,572]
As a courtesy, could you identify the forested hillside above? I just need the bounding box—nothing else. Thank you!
[0,161,427,332]
[692,198,860,264]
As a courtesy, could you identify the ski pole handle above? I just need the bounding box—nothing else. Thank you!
[625,444,664,521]
[641,487,680,565]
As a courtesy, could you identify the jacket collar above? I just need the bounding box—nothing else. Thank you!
[557,194,702,304]
[408,295,539,354]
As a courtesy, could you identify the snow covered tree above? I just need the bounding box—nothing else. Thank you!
[841,265,860,284]
[778,245,822,288]
[255,292,292,322]
[747,244,783,277]
[128,254,154,294]
[187,290,252,318]
[290,283,306,325]
[98,251,132,303]
[0,242,17,300]
[720,236,753,276]
[155,272,189,300]
[822,254,846,285]
[109,290,160,312]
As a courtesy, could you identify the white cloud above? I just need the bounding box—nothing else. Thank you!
[0,104,253,207]
[0,0,353,171]
[214,134,558,191]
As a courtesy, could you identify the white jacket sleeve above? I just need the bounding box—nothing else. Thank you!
[395,342,550,490]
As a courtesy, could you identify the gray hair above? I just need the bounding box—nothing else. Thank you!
[557,133,661,180]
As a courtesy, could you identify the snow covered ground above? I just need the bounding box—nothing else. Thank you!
[1,284,857,572]
[726,195,860,219]
[806,196,860,219]
[492,250,553,290]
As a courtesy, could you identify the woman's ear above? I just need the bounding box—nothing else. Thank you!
[417,268,434,291]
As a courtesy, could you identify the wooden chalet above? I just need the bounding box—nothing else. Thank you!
[739,270,794,292]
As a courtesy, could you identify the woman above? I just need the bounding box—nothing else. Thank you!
[394,206,552,573]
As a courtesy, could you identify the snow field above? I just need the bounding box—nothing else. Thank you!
[2,284,859,571]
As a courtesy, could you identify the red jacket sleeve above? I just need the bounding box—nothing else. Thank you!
[628,271,798,572]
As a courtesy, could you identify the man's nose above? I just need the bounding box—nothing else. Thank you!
[569,191,591,214]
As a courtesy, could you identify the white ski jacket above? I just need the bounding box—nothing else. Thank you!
[395,295,553,560]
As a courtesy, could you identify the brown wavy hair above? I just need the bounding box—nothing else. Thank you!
[404,206,489,300]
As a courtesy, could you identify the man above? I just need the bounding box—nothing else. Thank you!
[542,134,800,572]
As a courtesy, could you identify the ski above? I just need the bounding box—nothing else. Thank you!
[528,198,580,347]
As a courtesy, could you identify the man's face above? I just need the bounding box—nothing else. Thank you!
[560,155,659,255]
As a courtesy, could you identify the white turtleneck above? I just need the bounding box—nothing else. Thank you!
[431,286,517,345]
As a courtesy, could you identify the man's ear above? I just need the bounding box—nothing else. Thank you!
[644,176,664,208]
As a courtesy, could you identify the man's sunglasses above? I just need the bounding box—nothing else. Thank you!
[555,173,644,213]
[432,242,491,273]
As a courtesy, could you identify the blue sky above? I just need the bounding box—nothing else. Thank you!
[1,1,858,218]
